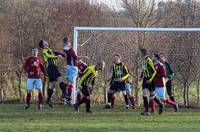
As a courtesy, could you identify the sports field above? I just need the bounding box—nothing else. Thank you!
[0,104,199,132]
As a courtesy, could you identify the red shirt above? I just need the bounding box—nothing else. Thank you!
[154,62,166,87]
[78,61,88,77]
[23,56,46,79]
[64,47,78,67]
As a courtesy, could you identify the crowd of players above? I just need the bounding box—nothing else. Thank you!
[23,36,178,115]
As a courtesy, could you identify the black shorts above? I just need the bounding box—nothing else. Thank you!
[110,81,126,92]
[81,86,90,96]
[47,65,61,82]
[142,78,155,92]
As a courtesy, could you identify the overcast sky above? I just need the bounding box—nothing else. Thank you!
[91,0,124,11]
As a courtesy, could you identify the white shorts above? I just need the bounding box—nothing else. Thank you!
[26,78,42,91]
[66,65,78,83]
[125,83,132,94]
[155,87,166,99]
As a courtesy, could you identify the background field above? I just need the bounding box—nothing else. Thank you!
[0,103,200,132]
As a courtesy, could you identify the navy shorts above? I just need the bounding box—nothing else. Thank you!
[142,78,155,92]
[110,81,126,92]
[47,65,61,82]
[81,86,90,96]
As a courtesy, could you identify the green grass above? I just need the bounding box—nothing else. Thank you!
[0,104,200,132]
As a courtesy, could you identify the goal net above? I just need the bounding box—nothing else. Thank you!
[72,27,200,106]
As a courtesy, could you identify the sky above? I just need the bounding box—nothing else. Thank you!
[91,0,124,11]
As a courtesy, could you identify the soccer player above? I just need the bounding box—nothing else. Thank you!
[23,48,46,110]
[63,37,79,104]
[76,59,88,103]
[39,40,67,107]
[149,54,178,113]
[140,49,163,115]
[74,61,105,113]
[160,54,177,103]
[111,65,135,109]
[104,54,130,109]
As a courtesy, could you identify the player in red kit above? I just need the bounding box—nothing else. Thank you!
[149,54,178,113]
[63,37,79,105]
[23,48,46,110]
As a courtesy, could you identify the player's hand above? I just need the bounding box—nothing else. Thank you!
[146,79,152,84]
[30,72,34,75]
[165,77,169,82]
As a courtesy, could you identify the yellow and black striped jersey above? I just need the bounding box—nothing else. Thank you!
[110,63,129,83]
[142,56,157,81]
[78,65,98,87]
[42,48,58,66]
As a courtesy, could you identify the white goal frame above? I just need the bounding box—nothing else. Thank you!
[72,27,200,104]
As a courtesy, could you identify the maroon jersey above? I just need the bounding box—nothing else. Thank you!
[78,61,88,77]
[154,62,166,87]
[64,47,78,67]
[23,56,46,78]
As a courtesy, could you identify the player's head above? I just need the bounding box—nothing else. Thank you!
[63,36,72,47]
[96,61,105,71]
[39,40,49,49]
[140,48,147,58]
[31,48,38,57]
[160,54,167,62]
[112,53,121,64]
[153,53,160,62]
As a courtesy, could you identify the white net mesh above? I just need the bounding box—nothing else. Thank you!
[77,30,200,105]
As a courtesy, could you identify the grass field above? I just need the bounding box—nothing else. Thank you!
[0,103,200,132]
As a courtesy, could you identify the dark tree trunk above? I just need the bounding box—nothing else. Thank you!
[186,85,190,108]
[183,82,187,107]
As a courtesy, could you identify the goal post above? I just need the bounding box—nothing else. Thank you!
[72,27,200,105]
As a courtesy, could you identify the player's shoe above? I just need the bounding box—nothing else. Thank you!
[125,105,129,109]
[86,110,92,113]
[140,111,150,115]
[24,104,30,110]
[132,105,136,110]
[74,103,79,112]
[159,104,164,114]
[174,103,179,112]
[104,104,111,109]
[38,104,43,110]
[46,99,53,108]
[66,96,72,106]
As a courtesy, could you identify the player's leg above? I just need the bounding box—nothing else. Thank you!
[35,79,44,110]
[149,98,156,113]
[57,76,68,104]
[76,87,82,104]
[122,90,129,109]
[149,84,163,114]
[141,88,149,115]
[166,80,176,102]
[141,79,150,115]
[125,83,135,109]
[47,81,56,107]
[111,94,116,108]
[46,65,60,107]
[160,87,178,112]
[65,66,78,102]
[25,79,34,109]
[105,88,116,109]
[74,86,90,112]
